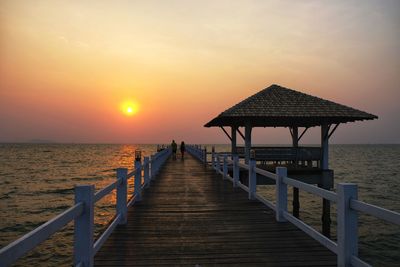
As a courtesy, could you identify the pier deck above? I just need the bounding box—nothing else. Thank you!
[95,154,336,266]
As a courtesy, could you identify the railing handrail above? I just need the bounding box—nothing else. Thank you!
[0,203,84,267]
[0,147,172,267]
[187,144,400,267]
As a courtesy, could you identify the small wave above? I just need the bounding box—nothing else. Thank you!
[42,188,73,195]
[71,176,100,181]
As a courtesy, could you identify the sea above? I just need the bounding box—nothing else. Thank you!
[0,144,399,267]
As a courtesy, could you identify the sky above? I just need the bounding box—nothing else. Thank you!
[0,0,399,144]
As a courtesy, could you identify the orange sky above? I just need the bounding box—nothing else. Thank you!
[0,1,399,144]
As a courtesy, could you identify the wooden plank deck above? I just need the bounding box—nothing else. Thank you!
[95,154,336,266]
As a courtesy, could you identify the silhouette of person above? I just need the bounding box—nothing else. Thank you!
[180,141,186,159]
[171,140,177,159]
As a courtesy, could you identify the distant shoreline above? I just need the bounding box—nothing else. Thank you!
[0,142,399,145]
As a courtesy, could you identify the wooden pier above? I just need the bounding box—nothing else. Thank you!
[94,154,336,266]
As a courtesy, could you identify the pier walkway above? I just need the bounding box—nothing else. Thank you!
[94,154,336,266]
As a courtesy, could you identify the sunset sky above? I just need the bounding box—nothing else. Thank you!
[1,0,399,144]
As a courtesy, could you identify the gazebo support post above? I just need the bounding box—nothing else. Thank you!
[231,126,237,157]
[291,127,300,218]
[320,124,331,238]
[244,125,252,164]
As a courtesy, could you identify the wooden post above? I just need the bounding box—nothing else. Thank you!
[293,188,300,218]
[211,146,215,169]
[150,155,155,180]
[233,154,239,187]
[135,160,142,201]
[321,124,329,170]
[321,124,331,237]
[248,159,256,200]
[204,147,207,165]
[291,126,300,218]
[116,168,128,224]
[216,154,221,174]
[276,167,288,222]
[144,156,150,188]
[74,185,94,267]
[337,183,358,267]
[231,126,237,156]
[244,125,252,164]
[223,154,228,180]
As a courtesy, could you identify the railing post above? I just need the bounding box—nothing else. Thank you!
[199,146,202,160]
[74,185,94,267]
[135,160,142,201]
[223,154,228,179]
[275,167,287,222]
[144,156,150,187]
[248,159,256,199]
[233,154,239,187]
[204,147,207,165]
[211,146,215,169]
[150,155,155,180]
[116,168,128,224]
[337,183,358,267]
[216,154,221,174]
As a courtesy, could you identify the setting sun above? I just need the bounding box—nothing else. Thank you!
[120,101,139,116]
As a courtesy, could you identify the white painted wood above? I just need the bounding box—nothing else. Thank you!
[276,167,287,222]
[337,183,358,267]
[244,125,252,164]
[254,167,277,180]
[237,181,249,193]
[351,256,372,267]
[150,155,155,180]
[248,160,256,200]
[144,157,150,188]
[255,193,276,211]
[74,185,94,267]
[237,162,250,170]
[233,154,239,187]
[126,170,135,179]
[127,194,137,208]
[94,180,118,203]
[211,146,215,169]
[223,154,228,180]
[216,154,221,174]
[93,214,121,255]
[283,211,338,254]
[116,168,128,224]
[225,174,234,183]
[0,203,83,267]
[134,160,142,201]
[350,199,400,225]
[283,177,337,203]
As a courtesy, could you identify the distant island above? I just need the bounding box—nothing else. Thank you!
[26,139,57,144]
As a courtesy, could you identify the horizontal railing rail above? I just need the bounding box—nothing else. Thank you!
[0,147,172,267]
[0,203,84,266]
[187,145,400,267]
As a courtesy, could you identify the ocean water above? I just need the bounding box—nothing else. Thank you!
[0,144,157,267]
[0,144,399,266]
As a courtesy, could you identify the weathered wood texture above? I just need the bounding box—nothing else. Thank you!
[95,155,336,266]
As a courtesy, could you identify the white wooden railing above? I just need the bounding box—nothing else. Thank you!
[0,147,171,267]
[187,145,400,267]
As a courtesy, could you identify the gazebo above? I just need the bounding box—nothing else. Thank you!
[204,84,377,236]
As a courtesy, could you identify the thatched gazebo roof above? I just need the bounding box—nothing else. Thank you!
[204,84,378,128]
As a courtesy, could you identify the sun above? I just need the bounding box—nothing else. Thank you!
[120,101,139,116]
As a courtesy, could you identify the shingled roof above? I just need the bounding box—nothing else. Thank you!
[204,84,378,128]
